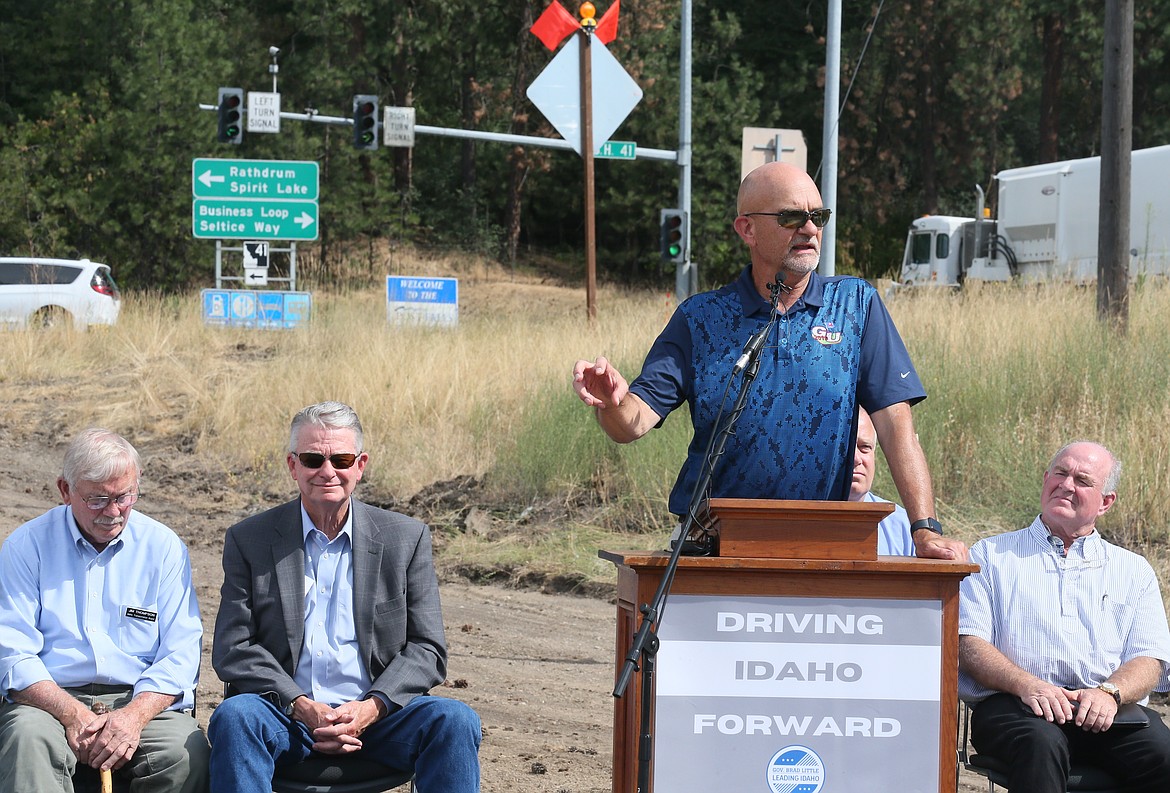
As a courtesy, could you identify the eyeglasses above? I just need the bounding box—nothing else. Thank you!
[82,492,139,511]
[743,208,833,229]
[293,452,360,470]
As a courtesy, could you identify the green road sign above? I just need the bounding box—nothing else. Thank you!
[597,141,636,160]
[193,198,319,241]
[192,158,319,200]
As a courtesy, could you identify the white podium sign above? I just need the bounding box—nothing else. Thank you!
[655,594,942,793]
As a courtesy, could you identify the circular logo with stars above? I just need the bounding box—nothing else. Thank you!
[766,745,826,793]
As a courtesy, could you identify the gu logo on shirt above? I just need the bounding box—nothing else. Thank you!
[767,745,826,793]
[811,325,843,345]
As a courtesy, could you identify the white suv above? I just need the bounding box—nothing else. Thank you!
[0,257,121,329]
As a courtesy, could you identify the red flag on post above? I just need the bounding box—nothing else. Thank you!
[594,0,620,45]
[530,2,580,51]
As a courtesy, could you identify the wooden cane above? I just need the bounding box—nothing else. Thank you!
[90,702,114,793]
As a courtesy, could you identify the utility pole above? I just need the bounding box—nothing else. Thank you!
[1098,0,1132,329]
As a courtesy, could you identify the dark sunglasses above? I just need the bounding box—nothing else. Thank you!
[293,451,360,469]
[743,208,833,229]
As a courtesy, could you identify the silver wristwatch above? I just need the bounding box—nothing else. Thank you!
[1097,682,1121,706]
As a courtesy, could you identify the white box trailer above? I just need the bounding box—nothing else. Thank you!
[899,144,1170,287]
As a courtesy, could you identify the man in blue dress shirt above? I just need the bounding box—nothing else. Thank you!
[849,408,914,556]
[573,161,965,560]
[0,428,209,792]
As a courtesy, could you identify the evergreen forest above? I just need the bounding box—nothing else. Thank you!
[2,0,1168,291]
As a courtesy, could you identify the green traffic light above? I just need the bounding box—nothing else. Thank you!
[353,95,379,149]
[660,209,686,261]
[217,87,245,144]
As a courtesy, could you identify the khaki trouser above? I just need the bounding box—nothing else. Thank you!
[0,685,209,793]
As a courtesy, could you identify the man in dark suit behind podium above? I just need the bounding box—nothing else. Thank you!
[208,401,481,793]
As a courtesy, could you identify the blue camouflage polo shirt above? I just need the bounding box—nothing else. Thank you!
[629,266,925,517]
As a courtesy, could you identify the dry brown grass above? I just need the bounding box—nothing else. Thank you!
[0,256,671,505]
[883,281,1170,544]
[4,257,1170,593]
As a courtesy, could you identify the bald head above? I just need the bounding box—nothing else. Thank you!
[734,162,827,295]
[1040,441,1121,542]
[737,162,822,215]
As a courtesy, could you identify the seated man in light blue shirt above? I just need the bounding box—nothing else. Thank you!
[0,428,209,792]
[959,441,1170,792]
[848,408,915,555]
[209,401,481,793]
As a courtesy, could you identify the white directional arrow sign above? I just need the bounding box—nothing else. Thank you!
[294,211,315,230]
[198,171,226,189]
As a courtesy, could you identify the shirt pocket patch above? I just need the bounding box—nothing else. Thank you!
[120,605,161,657]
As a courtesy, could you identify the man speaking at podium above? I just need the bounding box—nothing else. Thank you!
[573,162,966,562]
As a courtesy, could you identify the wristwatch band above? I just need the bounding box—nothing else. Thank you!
[910,517,944,536]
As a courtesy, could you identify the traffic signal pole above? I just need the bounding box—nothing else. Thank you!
[675,0,695,300]
[197,103,678,160]
[819,0,841,276]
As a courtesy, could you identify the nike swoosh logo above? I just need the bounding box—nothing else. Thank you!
[900,371,910,378]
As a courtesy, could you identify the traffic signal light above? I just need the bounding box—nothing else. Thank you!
[660,209,687,263]
[352,94,380,150]
[216,87,244,145]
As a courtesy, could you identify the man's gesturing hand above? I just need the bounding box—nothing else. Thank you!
[572,357,628,409]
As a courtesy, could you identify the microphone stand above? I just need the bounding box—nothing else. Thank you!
[613,281,781,793]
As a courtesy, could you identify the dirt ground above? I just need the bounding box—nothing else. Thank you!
[2,430,1168,793]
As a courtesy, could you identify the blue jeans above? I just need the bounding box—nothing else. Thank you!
[207,694,480,793]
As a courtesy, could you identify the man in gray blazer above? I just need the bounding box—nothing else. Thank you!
[208,401,481,792]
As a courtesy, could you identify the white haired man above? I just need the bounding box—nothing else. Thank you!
[0,428,208,792]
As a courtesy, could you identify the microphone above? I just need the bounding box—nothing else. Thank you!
[732,272,784,376]
[733,323,771,376]
[765,271,790,298]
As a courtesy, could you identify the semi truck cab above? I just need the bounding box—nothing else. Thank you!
[899,215,969,287]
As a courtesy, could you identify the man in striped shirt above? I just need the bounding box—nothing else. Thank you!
[958,441,1170,792]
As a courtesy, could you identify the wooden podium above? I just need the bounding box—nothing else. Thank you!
[600,499,977,793]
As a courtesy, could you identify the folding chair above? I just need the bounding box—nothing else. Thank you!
[271,756,414,793]
[958,701,1123,792]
